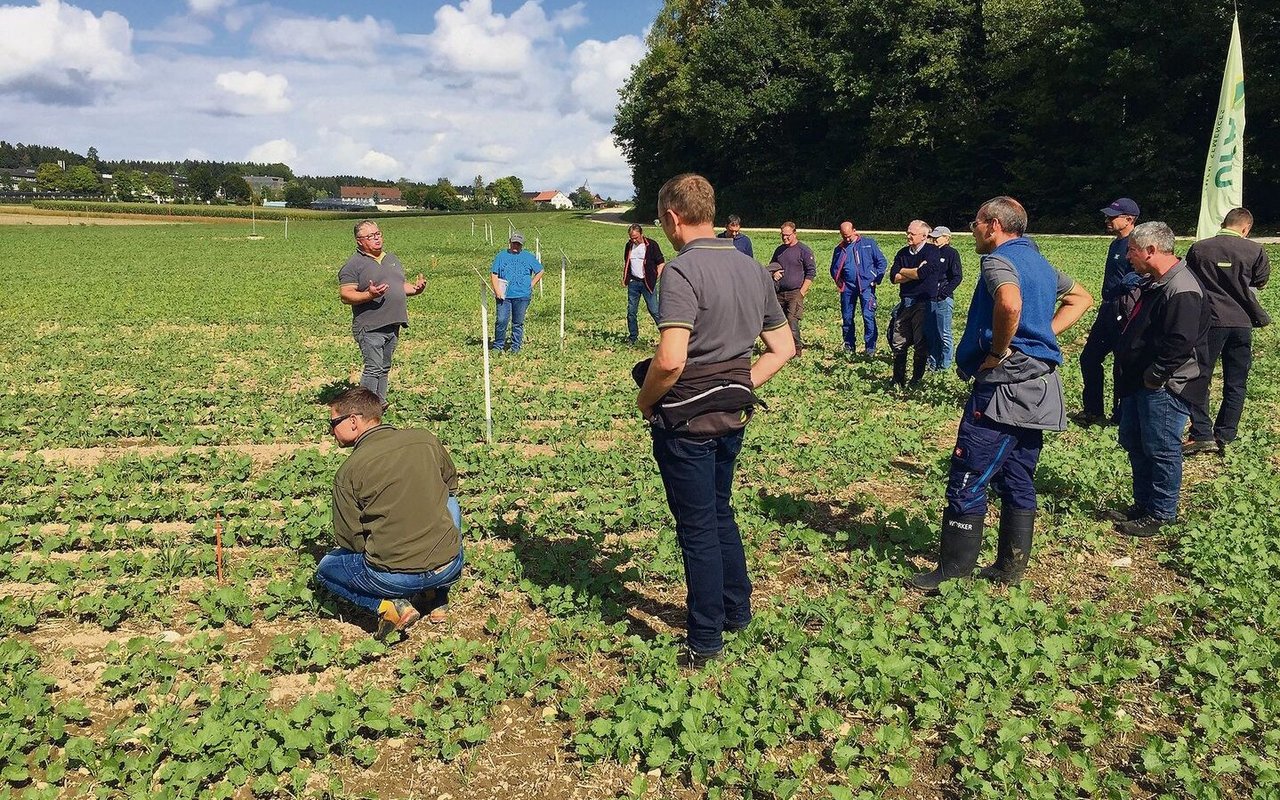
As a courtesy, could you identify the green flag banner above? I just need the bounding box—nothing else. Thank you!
[1197,13,1245,241]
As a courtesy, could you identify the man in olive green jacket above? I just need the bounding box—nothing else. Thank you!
[316,387,463,640]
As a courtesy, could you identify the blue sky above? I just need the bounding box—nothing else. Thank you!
[0,0,663,197]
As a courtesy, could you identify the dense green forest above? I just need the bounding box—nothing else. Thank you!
[614,0,1278,232]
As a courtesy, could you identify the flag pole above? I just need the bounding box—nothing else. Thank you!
[1196,12,1246,240]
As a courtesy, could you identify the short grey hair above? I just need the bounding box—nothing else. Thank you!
[628,223,643,234]
[908,219,930,234]
[977,196,1027,236]
[354,219,377,237]
[1130,221,1176,254]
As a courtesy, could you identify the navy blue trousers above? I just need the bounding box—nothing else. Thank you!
[946,383,1043,517]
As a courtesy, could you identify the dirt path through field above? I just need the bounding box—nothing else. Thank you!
[0,212,192,226]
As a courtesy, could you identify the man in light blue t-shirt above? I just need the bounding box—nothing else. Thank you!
[489,231,543,353]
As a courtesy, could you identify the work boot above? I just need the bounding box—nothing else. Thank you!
[892,351,907,386]
[978,508,1035,585]
[909,512,985,594]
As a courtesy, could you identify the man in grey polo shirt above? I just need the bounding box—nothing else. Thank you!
[637,173,794,667]
[338,220,426,405]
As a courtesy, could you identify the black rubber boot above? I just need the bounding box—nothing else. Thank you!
[892,350,908,386]
[978,508,1035,585]
[909,512,985,594]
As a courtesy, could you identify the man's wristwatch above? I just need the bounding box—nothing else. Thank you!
[990,347,1012,362]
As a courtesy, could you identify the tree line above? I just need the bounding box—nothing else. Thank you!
[613,0,1278,233]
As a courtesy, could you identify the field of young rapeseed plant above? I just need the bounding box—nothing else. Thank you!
[1,210,1277,799]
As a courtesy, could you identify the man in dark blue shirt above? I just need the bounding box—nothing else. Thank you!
[888,220,942,386]
[1074,197,1139,426]
[926,226,963,370]
[717,214,754,258]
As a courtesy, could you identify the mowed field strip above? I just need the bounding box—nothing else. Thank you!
[1,210,1277,799]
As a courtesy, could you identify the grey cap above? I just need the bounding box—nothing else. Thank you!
[509,231,525,244]
[929,226,952,239]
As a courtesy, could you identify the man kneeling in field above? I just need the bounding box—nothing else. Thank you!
[317,388,464,640]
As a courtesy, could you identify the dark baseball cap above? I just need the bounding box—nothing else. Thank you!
[1101,198,1140,218]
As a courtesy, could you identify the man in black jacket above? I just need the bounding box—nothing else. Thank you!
[622,224,666,345]
[888,220,942,386]
[1182,207,1271,456]
[926,226,963,370]
[1109,222,1210,537]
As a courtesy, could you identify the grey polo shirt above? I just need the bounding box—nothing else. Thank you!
[657,237,786,366]
[338,250,409,333]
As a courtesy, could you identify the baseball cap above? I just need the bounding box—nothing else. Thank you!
[1101,198,1140,218]
[509,231,525,244]
[929,226,952,238]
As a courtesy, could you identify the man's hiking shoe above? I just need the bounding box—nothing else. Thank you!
[1115,515,1175,538]
[1098,504,1144,523]
[1182,439,1219,456]
[375,599,420,641]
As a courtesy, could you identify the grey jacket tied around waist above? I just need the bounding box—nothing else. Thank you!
[632,357,762,436]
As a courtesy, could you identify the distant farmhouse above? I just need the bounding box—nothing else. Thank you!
[313,185,408,212]
[0,167,37,190]
[244,175,286,195]
[530,190,572,210]
[454,185,498,206]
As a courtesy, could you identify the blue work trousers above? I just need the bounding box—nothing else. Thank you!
[945,383,1044,517]
[651,427,750,655]
[839,287,878,351]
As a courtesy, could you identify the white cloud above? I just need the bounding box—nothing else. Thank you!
[426,0,549,75]
[187,0,233,15]
[357,150,402,178]
[0,0,135,105]
[213,69,291,115]
[251,14,397,62]
[247,138,297,164]
[569,34,645,121]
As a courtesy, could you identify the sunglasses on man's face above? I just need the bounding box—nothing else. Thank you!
[328,413,359,430]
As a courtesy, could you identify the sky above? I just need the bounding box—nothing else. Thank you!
[0,0,662,198]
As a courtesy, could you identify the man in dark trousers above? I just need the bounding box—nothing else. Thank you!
[768,221,816,355]
[888,220,942,386]
[1075,197,1139,426]
[1182,207,1270,456]
[637,173,794,667]
[926,226,963,370]
[910,197,1092,594]
[622,223,666,345]
[1109,222,1210,537]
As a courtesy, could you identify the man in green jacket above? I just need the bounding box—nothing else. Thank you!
[316,387,464,640]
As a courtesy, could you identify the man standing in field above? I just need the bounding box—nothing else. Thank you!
[888,220,942,386]
[338,221,426,407]
[718,214,754,258]
[317,387,464,639]
[769,221,817,356]
[1106,222,1210,537]
[910,197,1092,593]
[1182,207,1270,457]
[490,231,543,353]
[637,173,795,666]
[622,223,666,346]
[926,226,963,371]
[830,220,887,355]
[1074,198,1140,426]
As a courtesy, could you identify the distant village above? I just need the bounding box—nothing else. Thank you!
[0,143,615,213]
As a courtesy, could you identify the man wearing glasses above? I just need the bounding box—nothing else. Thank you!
[910,197,1092,594]
[338,220,426,406]
[317,387,464,640]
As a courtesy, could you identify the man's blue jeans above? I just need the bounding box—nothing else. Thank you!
[494,297,531,352]
[354,324,400,400]
[651,427,750,655]
[839,287,878,351]
[316,497,464,612]
[926,296,954,369]
[1118,388,1190,520]
[626,281,659,343]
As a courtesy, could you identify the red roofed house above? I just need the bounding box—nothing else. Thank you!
[339,185,406,210]
[531,190,573,210]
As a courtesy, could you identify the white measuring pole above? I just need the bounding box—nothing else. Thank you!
[535,235,544,298]
[284,216,288,240]
[470,217,475,236]
[559,252,567,350]
[479,282,493,443]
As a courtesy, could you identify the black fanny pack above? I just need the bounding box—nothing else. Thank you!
[632,358,764,437]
